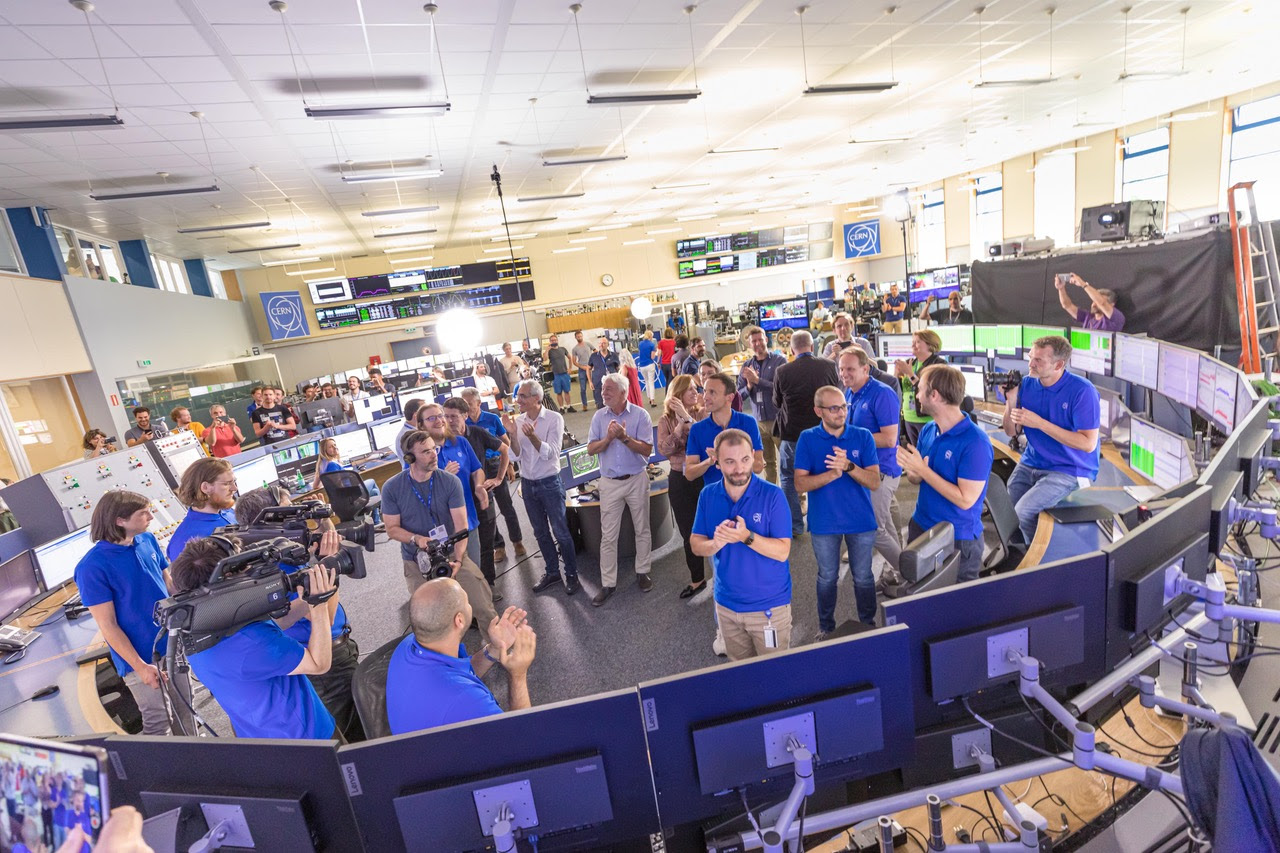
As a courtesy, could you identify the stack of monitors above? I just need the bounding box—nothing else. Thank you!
[1069,329,1114,376]
[973,325,1022,356]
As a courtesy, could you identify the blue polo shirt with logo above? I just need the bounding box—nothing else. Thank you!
[845,378,903,477]
[74,532,169,677]
[693,475,792,613]
[686,411,763,486]
[1016,372,1100,479]
[166,508,237,561]
[435,435,484,529]
[913,417,993,540]
[386,637,503,735]
[794,423,880,535]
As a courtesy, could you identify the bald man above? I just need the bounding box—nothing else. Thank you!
[385,578,536,735]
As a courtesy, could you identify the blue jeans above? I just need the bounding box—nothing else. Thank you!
[577,368,590,407]
[1005,463,1084,544]
[521,474,578,579]
[812,530,878,630]
[779,440,804,534]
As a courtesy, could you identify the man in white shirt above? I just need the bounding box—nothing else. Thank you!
[501,380,580,596]
[340,376,369,418]
[499,342,528,390]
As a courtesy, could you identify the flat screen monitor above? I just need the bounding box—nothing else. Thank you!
[331,429,373,461]
[758,298,809,332]
[1197,355,1238,433]
[639,626,914,827]
[1021,325,1067,349]
[1128,417,1194,491]
[0,552,41,618]
[307,278,352,304]
[298,398,346,429]
[877,334,915,362]
[908,266,960,304]
[1113,333,1159,388]
[1156,343,1201,409]
[932,324,976,353]
[353,394,394,425]
[232,455,278,493]
[271,440,320,475]
[336,688,659,853]
[1235,373,1256,436]
[1069,329,1114,376]
[370,418,405,452]
[956,364,986,402]
[973,324,1022,356]
[34,528,93,591]
[565,444,601,486]
[1097,387,1125,442]
[398,390,435,417]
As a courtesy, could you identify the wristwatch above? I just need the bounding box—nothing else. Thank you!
[845,460,854,472]
[744,531,756,547]
[482,644,500,665]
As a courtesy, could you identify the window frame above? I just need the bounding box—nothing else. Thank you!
[1228,94,1280,221]
[916,188,947,270]
[0,212,25,276]
[1120,126,1171,203]
[970,172,1004,261]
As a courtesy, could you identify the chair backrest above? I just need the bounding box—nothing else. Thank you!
[983,471,1025,571]
[320,469,369,522]
[352,634,403,740]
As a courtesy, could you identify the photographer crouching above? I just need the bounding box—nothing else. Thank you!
[233,485,365,742]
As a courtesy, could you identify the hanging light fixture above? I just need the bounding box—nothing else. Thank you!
[799,5,898,96]
[973,5,1056,88]
[1117,5,1190,81]
[574,3,701,105]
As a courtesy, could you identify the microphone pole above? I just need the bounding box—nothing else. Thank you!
[490,164,532,345]
[0,684,59,717]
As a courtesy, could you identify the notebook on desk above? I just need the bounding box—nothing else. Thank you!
[1045,503,1117,525]
[1123,485,1164,502]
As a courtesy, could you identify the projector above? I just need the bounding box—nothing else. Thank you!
[1080,200,1164,242]
[985,239,1022,258]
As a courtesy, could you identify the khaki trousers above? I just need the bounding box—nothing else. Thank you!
[599,473,652,588]
[716,602,792,661]
[403,555,498,643]
[871,474,903,570]
[758,419,781,484]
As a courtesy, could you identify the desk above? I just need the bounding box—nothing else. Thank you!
[567,479,675,559]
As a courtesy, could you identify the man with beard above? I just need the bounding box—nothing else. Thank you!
[442,398,510,602]
[1055,272,1125,332]
[415,403,490,572]
[167,458,238,560]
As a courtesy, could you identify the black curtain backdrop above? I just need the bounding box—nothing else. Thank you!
[971,230,1238,355]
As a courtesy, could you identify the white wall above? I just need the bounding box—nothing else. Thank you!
[62,276,259,436]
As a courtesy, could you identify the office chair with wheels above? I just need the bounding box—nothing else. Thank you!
[351,634,403,740]
[319,469,381,523]
[982,470,1026,572]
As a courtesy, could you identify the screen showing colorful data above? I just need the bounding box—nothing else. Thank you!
[1113,334,1159,388]
[1196,356,1237,433]
[973,325,1022,356]
[1129,417,1193,490]
[1069,329,1113,376]
[1156,343,1200,409]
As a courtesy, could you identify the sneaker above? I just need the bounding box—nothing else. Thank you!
[514,541,528,558]
[814,631,831,643]
[566,406,576,413]
[712,630,727,657]
[532,573,562,593]
[493,547,507,563]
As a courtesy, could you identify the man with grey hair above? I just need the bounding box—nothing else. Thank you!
[585,372,654,606]
[462,386,526,564]
[502,379,580,595]
[1055,272,1125,332]
[385,578,536,735]
[771,329,839,536]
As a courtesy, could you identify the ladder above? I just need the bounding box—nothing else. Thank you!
[1228,181,1280,373]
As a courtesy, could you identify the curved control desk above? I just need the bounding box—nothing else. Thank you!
[566,477,675,559]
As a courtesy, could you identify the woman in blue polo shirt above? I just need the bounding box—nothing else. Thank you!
[167,457,238,560]
[310,437,382,523]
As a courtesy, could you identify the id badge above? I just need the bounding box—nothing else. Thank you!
[428,525,448,543]
[763,624,778,649]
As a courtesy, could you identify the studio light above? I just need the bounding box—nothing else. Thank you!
[437,308,481,352]
[631,297,653,320]
[886,190,912,223]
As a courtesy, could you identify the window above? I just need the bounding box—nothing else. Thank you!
[149,253,189,294]
[1121,127,1170,202]
[0,214,22,275]
[916,188,947,270]
[1034,153,1077,247]
[970,172,1003,261]
[1229,93,1280,221]
[52,226,125,282]
[0,378,86,478]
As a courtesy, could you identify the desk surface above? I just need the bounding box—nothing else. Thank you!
[0,603,109,737]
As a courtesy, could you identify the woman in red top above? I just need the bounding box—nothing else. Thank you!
[203,404,244,458]
[657,327,677,384]
[617,348,644,408]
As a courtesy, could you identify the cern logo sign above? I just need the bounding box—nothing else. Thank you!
[843,219,881,259]
[259,291,311,340]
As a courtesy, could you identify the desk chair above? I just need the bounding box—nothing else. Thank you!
[982,471,1026,573]
[319,470,380,523]
[352,634,402,740]
[881,521,961,599]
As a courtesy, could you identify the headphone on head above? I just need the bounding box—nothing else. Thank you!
[401,430,418,465]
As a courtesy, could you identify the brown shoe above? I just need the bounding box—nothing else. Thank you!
[637,574,653,592]
[513,541,528,558]
[493,548,507,563]
[591,586,615,606]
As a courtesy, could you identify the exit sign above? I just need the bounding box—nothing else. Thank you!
[136,359,152,368]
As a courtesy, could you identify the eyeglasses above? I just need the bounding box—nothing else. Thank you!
[422,415,445,423]
[818,404,848,413]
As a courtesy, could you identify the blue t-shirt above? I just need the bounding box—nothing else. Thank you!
[637,339,657,367]
[166,508,237,561]
[884,293,907,321]
[435,436,484,529]
[74,533,169,677]
[686,411,763,487]
[321,459,347,475]
[187,621,335,740]
[846,379,903,477]
[281,600,348,644]
[692,476,792,613]
[794,424,879,535]
[1016,372,1101,479]
[386,637,503,735]
[913,417,993,540]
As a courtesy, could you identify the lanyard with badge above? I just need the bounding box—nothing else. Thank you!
[729,484,778,649]
[408,477,449,544]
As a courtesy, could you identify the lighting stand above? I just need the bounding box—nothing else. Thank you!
[900,216,914,334]
[489,164,532,345]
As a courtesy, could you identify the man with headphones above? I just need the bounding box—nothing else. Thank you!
[383,430,500,645]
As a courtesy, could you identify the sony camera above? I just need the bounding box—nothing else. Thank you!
[215,501,376,553]
[414,528,470,579]
[154,535,366,654]
[987,369,1024,395]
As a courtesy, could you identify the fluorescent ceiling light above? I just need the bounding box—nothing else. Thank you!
[284,267,335,276]
[0,113,123,132]
[848,136,912,144]
[653,181,710,190]
[586,89,701,106]
[622,238,655,246]
[708,147,779,155]
[305,103,450,119]
[227,242,302,254]
[387,255,434,264]
[504,216,557,225]
[756,205,796,213]
[1042,146,1091,156]
[91,185,220,201]
[490,233,537,241]
[543,155,628,167]
[974,77,1055,89]
[551,246,586,254]
[262,256,321,267]
[647,227,683,235]
[1117,70,1187,81]
[383,244,435,253]
[568,236,607,244]
[1160,110,1218,123]
[587,222,631,231]
[361,205,440,217]
[341,170,443,184]
[803,82,898,95]
[373,228,437,239]
[176,220,270,234]
[676,213,714,222]
[517,192,585,203]
[483,246,524,252]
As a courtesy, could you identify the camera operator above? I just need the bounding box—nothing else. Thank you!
[169,537,339,740]
[386,579,536,735]
[167,458,238,561]
[383,431,501,645]
[234,486,364,742]
[415,402,490,571]
[74,491,194,736]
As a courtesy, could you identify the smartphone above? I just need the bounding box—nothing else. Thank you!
[0,733,109,845]
[1055,273,1070,286]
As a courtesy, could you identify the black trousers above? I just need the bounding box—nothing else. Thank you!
[490,478,523,548]
[478,508,498,584]
[667,469,705,584]
[308,633,365,743]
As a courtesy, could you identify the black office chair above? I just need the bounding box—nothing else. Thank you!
[352,634,403,740]
[881,521,961,600]
[319,469,380,523]
[982,471,1026,573]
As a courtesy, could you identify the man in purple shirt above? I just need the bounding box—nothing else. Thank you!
[1055,272,1125,331]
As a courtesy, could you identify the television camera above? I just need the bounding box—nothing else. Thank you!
[214,501,377,553]
[414,528,471,579]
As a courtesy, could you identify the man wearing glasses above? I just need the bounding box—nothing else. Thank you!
[794,386,881,639]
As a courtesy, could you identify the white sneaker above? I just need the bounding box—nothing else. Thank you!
[712,630,727,657]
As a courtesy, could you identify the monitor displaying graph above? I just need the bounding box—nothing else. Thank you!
[1128,417,1194,491]
[877,334,915,362]
[1113,334,1159,388]
[1021,325,1066,349]
[1196,355,1237,433]
[973,325,1022,355]
[932,325,976,353]
[1069,329,1113,376]
[1156,343,1200,410]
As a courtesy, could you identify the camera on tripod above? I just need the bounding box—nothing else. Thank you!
[214,501,377,553]
[415,528,471,579]
[987,368,1023,394]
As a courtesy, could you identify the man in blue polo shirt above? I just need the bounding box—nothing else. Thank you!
[418,402,489,568]
[386,578,535,735]
[463,387,526,564]
[898,364,993,582]
[170,537,338,740]
[1003,335,1101,544]
[795,386,881,635]
[839,348,905,578]
[691,429,793,661]
[882,282,908,333]
[737,326,787,484]
[75,490,193,736]
[685,373,763,487]
[167,457,238,560]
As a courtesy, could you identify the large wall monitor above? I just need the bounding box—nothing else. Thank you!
[1128,417,1194,491]
[1197,354,1239,433]
[757,298,809,332]
[1069,329,1114,376]
[973,325,1022,356]
[1113,333,1159,388]
[308,278,353,304]
[1156,343,1201,410]
[907,266,961,304]
[33,528,94,591]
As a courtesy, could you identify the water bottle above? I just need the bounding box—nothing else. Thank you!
[295,469,306,492]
